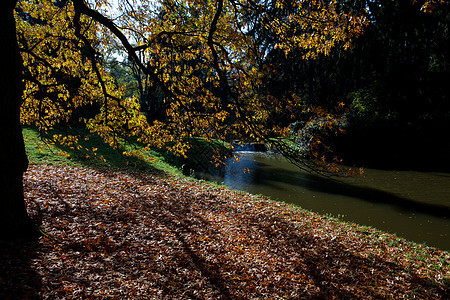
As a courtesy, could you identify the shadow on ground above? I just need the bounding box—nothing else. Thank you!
[0,236,42,299]
[20,165,449,298]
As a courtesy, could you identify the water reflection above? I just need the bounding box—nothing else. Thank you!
[201,152,450,251]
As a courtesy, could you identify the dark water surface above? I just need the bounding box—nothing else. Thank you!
[200,152,450,251]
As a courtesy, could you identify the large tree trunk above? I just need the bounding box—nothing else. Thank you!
[0,0,36,239]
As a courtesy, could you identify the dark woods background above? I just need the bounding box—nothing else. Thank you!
[260,0,449,170]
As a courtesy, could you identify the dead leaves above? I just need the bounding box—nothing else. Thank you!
[1,164,448,299]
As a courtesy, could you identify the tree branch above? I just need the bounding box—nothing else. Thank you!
[74,0,186,107]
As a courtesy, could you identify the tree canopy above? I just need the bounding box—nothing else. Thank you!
[15,0,369,169]
[1,0,445,237]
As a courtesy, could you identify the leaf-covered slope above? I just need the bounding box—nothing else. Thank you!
[1,164,448,299]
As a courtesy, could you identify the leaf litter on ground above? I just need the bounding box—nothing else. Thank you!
[1,164,449,299]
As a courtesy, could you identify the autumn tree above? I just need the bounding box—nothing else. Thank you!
[2,0,371,238]
[84,0,369,165]
[0,0,35,238]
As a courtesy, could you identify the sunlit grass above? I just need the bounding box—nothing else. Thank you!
[22,126,182,175]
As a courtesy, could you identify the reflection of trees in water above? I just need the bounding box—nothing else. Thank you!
[224,154,257,191]
[223,153,450,219]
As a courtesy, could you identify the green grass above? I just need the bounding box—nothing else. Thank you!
[23,127,72,166]
[159,137,232,175]
[23,126,182,175]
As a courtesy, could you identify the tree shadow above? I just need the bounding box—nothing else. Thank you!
[0,236,42,299]
[0,178,43,299]
[25,166,235,298]
[144,175,448,298]
[23,166,448,298]
[245,212,448,298]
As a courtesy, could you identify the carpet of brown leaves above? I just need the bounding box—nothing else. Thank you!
[1,164,449,299]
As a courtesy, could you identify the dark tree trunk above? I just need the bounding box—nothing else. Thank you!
[0,0,36,239]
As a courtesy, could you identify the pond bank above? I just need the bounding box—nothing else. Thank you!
[1,164,448,298]
[197,151,450,251]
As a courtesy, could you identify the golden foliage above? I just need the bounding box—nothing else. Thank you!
[17,0,369,162]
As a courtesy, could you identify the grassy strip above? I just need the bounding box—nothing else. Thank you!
[161,137,232,175]
[23,126,181,175]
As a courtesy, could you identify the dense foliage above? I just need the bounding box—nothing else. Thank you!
[15,0,370,171]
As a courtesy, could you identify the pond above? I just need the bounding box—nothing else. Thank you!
[199,152,450,251]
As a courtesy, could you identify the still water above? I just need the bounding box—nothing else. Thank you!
[201,152,450,251]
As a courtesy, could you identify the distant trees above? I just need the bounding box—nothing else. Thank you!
[340,0,449,168]
[258,0,449,168]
